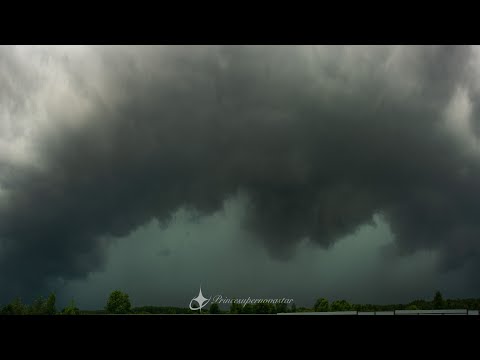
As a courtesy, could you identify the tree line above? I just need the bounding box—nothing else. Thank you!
[0,293,79,315]
[1,290,479,315]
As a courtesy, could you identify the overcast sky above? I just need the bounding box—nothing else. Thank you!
[1,45,480,309]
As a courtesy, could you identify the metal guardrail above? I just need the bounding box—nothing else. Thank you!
[284,311,358,315]
[278,309,480,315]
[395,309,467,315]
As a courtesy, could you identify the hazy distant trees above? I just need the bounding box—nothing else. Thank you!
[330,300,353,311]
[229,300,279,314]
[0,293,56,315]
[275,302,288,313]
[253,302,276,314]
[105,290,132,314]
[229,299,242,314]
[29,293,56,315]
[61,299,80,315]
[313,298,354,312]
[45,293,57,315]
[2,297,28,315]
[242,304,254,314]
[209,303,220,314]
[314,298,329,312]
[433,291,445,309]
[131,305,194,314]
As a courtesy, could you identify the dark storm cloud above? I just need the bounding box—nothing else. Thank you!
[1,45,480,300]
[156,249,171,257]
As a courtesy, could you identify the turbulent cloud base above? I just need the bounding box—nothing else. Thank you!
[1,45,480,302]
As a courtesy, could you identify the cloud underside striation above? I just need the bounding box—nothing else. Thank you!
[1,45,480,298]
